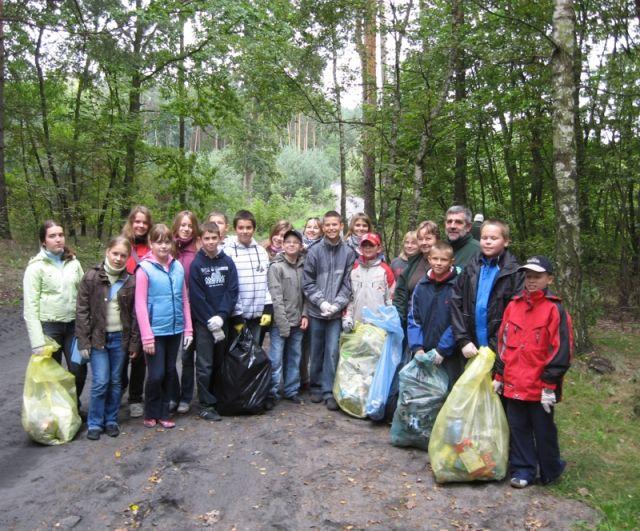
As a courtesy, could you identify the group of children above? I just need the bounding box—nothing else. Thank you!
[23,205,572,489]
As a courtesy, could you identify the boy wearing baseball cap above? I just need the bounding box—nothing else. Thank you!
[493,255,574,488]
[342,233,395,332]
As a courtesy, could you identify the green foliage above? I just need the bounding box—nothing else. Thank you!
[274,146,337,198]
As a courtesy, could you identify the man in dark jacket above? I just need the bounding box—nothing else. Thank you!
[445,205,480,268]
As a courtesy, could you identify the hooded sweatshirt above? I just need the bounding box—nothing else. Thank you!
[345,256,395,323]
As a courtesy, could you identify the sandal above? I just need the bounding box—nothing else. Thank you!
[158,419,175,429]
[143,418,157,428]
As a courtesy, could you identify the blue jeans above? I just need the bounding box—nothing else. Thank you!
[88,332,125,430]
[144,334,181,420]
[268,325,304,399]
[308,317,342,400]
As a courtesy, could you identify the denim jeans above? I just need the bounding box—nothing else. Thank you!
[194,321,227,408]
[268,325,304,399]
[41,320,87,404]
[144,334,181,420]
[88,332,125,430]
[308,317,342,400]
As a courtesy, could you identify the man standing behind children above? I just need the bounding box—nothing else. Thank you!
[494,256,573,488]
[303,211,357,410]
[189,222,239,421]
[266,229,308,409]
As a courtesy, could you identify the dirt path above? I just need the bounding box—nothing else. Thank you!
[0,306,599,530]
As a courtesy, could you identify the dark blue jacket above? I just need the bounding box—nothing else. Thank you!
[189,249,239,325]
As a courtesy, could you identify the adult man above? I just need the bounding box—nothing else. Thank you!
[445,205,480,268]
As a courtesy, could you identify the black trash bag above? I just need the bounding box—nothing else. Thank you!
[214,327,271,415]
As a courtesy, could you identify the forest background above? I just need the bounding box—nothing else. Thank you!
[1,0,639,349]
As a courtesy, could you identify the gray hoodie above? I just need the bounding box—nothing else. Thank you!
[267,253,306,338]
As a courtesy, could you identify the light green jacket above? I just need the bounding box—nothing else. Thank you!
[23,249,84,348]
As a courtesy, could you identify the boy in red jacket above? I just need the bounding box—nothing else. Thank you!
[494,256,573,489]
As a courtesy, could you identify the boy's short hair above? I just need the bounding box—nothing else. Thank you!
[428,241,454,259]
[233,209,256,229]
[323,210,342,223]
[200,221,221,236]
[481,219,511,241]
[207,210,228,224]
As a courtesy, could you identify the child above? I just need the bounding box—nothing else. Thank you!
[344,212,373,255]
[302,217,323,251]
[494,256,573,488]
[135,224,193,428]
[390,231,419,280]
[189,222,239,421]
[303,211,357,410]
[342,233,394,332]
[227,210,273,344]
[450,219,523,359]
[263,219,293,261]
[266,229,308,409]
[207,211,230,250]
[121,205,153,418]
[406,242,462,386]
[76,236,140,440]
[171,210,200,414]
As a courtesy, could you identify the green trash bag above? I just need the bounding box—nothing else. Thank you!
[333,323,387,418]
[22,339,81,445]
[428,347,509,483]
[390,350,449,450]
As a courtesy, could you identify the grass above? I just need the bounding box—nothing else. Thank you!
[553,323,640,529]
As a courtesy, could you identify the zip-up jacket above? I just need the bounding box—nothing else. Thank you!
[135,253,192,345]
[189,249,239,326]
[23,249,84,349]
[175,240,198,287]
[450,249,524,354]
[126,241,150,274]
[226,237,272,319]
[75,263,140,353]
[267,253,306,338]
[345,257,394,323]
[393,253,427,327]
[447,232,480,268]
[496,289,573,401]
[303,237,357,319]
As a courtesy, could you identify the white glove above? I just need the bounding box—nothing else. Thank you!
[32,346,45,355]
[328,304,339,315]
[492,379,503,394]
[541,388,556,413]
[79,349,91,360]
[461,342,479,359]
[207,315,224,332]
[212,328,225,343]
[319,301,333,316]
[342,317,354,333]
[183,335,193,350]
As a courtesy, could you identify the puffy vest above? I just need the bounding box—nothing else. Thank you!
[139,259,185,336]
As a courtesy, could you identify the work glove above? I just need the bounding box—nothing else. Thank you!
[492,379,503,394]
[183,335,193,351]
[207,315,224,332]
[461,342,479,359]
[212,328,225,343]
[234,323,244,333]
[342,317,354,333]
[328,304,339,315]
[260,314,272,327]
[541,388,556,414]
[79,349,91,360]
[319,301,333,316]
[31,346,45,355]
[425,348,444,365]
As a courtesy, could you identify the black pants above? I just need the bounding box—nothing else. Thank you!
[144,334,181,420]
[195,322,228,408]
[506,398,565,483]
[121,350,146,403]
[41,321,87,405]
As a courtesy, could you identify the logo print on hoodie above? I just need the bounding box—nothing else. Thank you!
[203,266,228,287]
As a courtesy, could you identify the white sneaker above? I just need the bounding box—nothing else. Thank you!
[129,403,144,418]
[177,402,190,414]
[510,477,529,489]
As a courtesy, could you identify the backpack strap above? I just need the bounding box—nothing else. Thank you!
[108,277,127,301]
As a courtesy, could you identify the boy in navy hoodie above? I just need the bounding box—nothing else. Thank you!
[189,222,239,421]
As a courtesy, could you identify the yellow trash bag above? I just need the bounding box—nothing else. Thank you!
[332,323,387,418]
[22,339,81,445]
[428,347,508,483]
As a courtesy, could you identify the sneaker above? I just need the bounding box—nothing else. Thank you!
[158,419,176,429]
[199,408,222,421]
[143,418,157,428]
[285,394,303,404]
[105,424,120,438]
[264,398,276,411]
[177,401,190,414]
[87,428,101,441]
[129,403,144,418]
[325,397,339,411]
[510,477,529,489]
[169,400,178,412]
[310,393,323,403]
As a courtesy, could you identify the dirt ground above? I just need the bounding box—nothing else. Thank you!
[0,305,600,530]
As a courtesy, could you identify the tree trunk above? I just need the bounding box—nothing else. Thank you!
[551,0,589,351]
[331,40,347,223]
[0,0,10,239]
[452,0,467,205]
[178,19,186,206]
